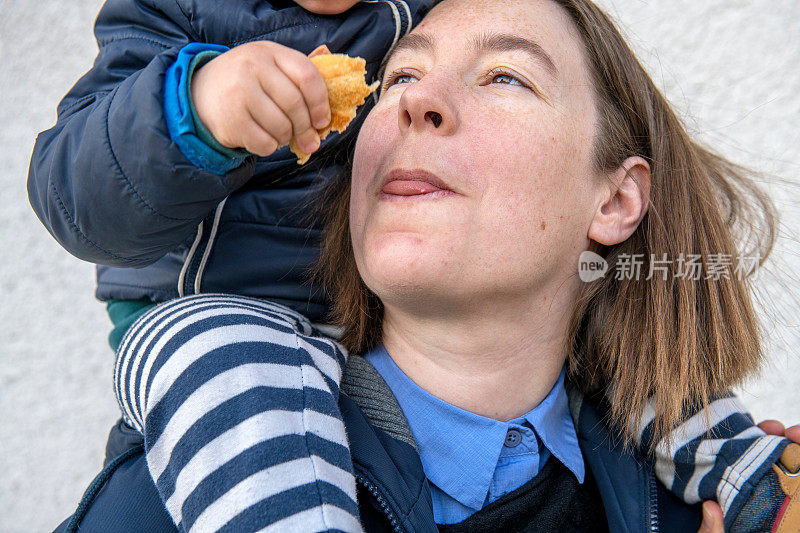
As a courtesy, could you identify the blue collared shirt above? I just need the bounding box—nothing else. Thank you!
[364,345,585,525]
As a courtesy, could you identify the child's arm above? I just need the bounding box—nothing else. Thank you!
[114,294,362,532]
[635,393,795,531]
[28,0,330,269]
[27,0,251,266]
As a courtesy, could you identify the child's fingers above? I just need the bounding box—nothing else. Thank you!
[246,92,294,147]
[271,49,330,129]
[257,65,321,154]
[237,117,280,157]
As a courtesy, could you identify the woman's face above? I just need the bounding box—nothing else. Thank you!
[350,0,602,312]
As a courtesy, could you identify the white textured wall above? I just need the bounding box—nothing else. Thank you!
[0,0,798,530]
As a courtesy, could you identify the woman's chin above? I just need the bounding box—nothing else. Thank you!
[358,234,458,300]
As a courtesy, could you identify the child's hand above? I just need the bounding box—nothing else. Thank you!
[190,41,331,157]
[697,420,800,533]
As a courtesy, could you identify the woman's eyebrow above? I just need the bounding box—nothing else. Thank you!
[390,32,435,56]
[471,33,559,79]
[377,33,435,87]
[382,31,558,79]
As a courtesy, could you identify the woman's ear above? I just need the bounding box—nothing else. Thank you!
[587,156,651,246]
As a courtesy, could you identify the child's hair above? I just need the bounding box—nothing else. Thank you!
[313,0,777,447]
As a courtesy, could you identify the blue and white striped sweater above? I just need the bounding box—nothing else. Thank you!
[115,293,788,532]
[115,294,361,532]
[631,393,787,529]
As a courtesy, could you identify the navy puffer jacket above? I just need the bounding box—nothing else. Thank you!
[56,355,703,532]
[28,0,438,320]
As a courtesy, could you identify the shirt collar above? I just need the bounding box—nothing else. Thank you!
[364,345,584,511]
[516,366,585,486]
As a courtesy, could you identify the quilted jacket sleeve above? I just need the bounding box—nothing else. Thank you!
[27,0,255,267]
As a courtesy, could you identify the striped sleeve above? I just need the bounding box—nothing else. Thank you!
[114,294,363,533]
[632,393,790,531]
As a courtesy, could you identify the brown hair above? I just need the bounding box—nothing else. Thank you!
[314,0,776,447]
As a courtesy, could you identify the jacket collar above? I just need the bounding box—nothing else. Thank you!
[363,345,585,512]
[340,355,438,533]
[567,386,658,532]
[341,355,658,533]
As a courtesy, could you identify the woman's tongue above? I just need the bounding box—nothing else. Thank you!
[382,180,443,196]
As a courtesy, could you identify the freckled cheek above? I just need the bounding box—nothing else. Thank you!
[353,112,394,186]
[464,119,569,204]
[463,116,588,258]
[352,114,397,220]
[350,128,379,243]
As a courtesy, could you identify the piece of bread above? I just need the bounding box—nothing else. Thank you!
[290,45,380,164]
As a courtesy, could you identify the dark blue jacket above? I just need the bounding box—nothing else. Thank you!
[28,0,438,321]
[58,356,702,532]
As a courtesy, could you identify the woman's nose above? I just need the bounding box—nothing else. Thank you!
[397,73,459,136]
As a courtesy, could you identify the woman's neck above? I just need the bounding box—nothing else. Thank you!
[380,289,573,421]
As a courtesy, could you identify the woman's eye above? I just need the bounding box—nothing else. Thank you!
[487,69,548,101]
[383,70,418,90]
[392,75,417,85]
[491,72,526,87]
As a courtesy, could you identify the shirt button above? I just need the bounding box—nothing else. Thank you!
[504,429,522,448]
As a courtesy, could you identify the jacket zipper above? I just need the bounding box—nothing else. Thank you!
[356,474,402,533]
[178,220,208,297]
[363,0,411,43]
[177,221,204,297]
[177,198,227,297]
[648,470,659,532]
[389,0,411,36]
[180,220,208,296]
[192,197,227,294]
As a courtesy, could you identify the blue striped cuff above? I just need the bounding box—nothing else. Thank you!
[163,42,249,175]
[637,393,791,530]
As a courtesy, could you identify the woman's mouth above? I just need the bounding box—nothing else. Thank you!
[380,169,455,198]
